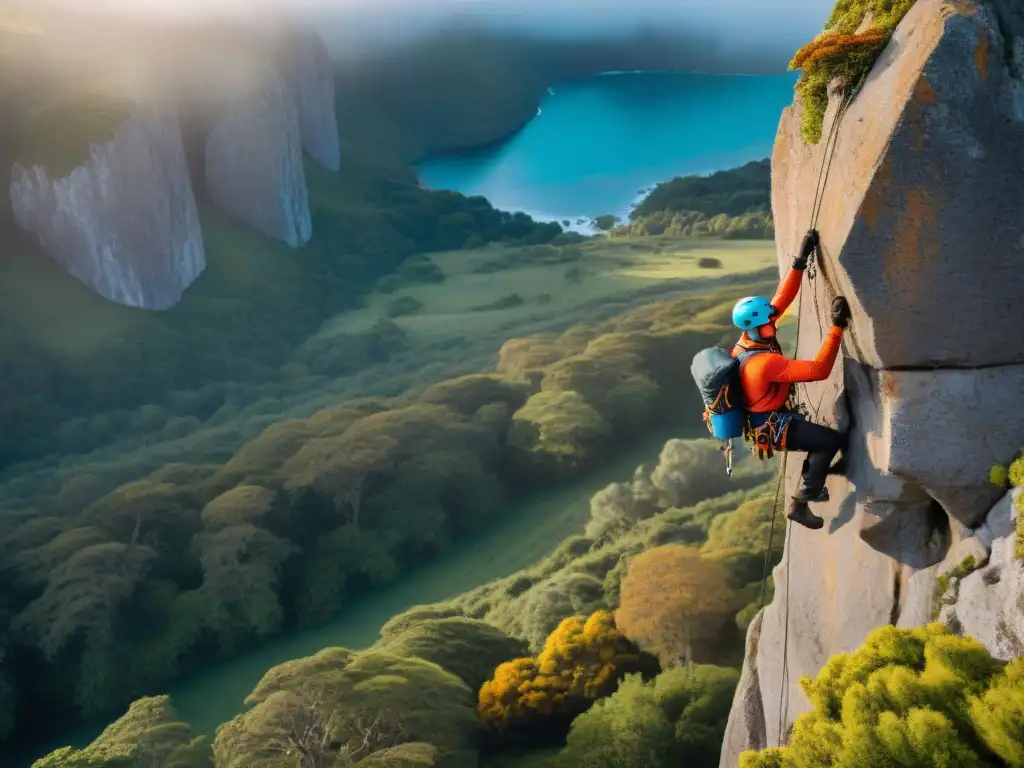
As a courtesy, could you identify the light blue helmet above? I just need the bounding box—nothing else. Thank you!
[732,296,776,341]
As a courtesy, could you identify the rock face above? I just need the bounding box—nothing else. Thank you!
[943,490,1024,659]
[9,107,205,310]
[205,68,313,248]
[282,30,341,171]
[720,1,1024,764]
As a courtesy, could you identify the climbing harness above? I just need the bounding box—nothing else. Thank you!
[756,83,860,748]
[746,411,793,461]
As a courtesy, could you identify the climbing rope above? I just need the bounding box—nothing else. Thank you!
[757,84,860,748]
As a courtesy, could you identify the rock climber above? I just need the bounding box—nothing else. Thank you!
[730,230,851,530]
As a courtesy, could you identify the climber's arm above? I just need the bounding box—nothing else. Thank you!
[770,266,804,319]
[762,327,843,383]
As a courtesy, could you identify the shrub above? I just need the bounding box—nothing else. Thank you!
[697,257,722,269]
[739,623,1024,768]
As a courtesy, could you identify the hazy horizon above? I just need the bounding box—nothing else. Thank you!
[14,0,834,64]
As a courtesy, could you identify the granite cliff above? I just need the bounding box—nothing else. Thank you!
[720,0,1024,763]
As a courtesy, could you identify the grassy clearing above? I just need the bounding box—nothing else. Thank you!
[316,237,777,343]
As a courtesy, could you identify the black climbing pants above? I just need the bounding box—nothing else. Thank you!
[786,417,845,498]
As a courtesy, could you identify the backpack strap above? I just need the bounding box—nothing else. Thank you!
[735,348,780,411]
[736,348,768,369]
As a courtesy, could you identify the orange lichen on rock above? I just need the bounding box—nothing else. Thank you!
[861,153,894,231]
[975,31,989,81]
[887,186,940,303]
[913,75,937,104]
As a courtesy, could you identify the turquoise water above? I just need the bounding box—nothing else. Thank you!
[416,71,797,224]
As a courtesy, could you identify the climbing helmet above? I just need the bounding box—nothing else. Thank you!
[732,296,776,340]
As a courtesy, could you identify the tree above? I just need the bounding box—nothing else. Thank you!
[353,742,438,767]
[540,337,658,431]
[83,480,200,554]
[415,374,530,415]
[616,546,739,666]
[478,611,654,734]
[214,688,405,768]
[507,390,613,473]
[15,541,156,660]
[701,496,777,556]
[11,526,111,590]
[33,696,209,768]
[200,486,278,530]
[648,439,735,509]
[557,665,739,768]
[195,524,298,641]
[375,617,528,693]
[740,623,1024,768]
[214,648,477,767]
[493,571,607,651]
[283,435,398,527]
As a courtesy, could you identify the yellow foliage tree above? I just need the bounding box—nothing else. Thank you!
[615,545,739,666]
[477,610,649,732]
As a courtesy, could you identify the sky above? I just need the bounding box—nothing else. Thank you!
[20,0,836,57]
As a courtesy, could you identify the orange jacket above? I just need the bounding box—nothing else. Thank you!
[730,266,843,412]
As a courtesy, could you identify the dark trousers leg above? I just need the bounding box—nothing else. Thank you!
[786,418,845,497]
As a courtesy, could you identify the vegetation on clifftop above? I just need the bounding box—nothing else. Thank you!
[740,624,1024,768]
[790,0,917,143]
[990,449,1024,559]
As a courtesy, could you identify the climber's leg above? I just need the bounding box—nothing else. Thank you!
[827,454,848,477]
[786,418,845,502]
[788,499,824,530]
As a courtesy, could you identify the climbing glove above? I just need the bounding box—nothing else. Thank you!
[831,296,852,330]
[793,229,819,270]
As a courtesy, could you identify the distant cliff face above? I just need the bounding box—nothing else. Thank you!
[720,0,1024,763]
[204,67,313,248]
[9,106,205,310]
[283,30,341,171]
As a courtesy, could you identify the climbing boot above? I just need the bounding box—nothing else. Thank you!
[788,500,824,530]
[792,486,830,503]
[827,455,848,477]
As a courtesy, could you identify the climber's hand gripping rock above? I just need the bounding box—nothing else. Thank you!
[793,229,819,270]
[830,296,851,330]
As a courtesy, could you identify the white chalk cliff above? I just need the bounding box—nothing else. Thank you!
[10,106,205,311]
[204,67,313,249]
[720,0,1024,763]
[283,29,342,172]
[8,26,337,309]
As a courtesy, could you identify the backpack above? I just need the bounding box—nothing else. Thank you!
[690,346,767,440]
